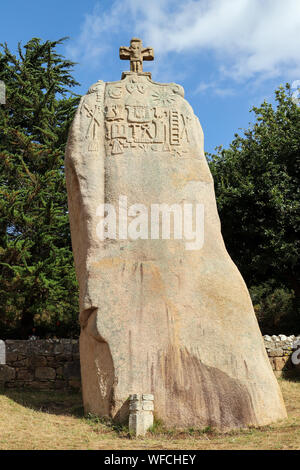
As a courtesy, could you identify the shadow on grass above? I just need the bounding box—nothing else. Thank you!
[281,368,300,382]
[0,388,84,417]
[0,388,130,437]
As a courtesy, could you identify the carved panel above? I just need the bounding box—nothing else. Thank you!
[81,101,103,152]
[103,79,191,157]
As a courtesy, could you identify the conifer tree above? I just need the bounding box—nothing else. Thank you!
[0,38,80,338]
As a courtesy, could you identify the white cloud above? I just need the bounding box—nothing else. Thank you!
[65,1,125,64]
[68,0,300,81]
[194,81,235,97]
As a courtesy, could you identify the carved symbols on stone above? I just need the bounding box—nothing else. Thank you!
[126,101,152,123]
[126,79,147,94]
[104,108,191,155]
[81,101,103,151]
[107,85,123,99]
[169,110,180,145]
[152,89,175,106]
[105,104,125,121]
[80,45,187,156]
[180,115,191,143]
[103,78,190,156]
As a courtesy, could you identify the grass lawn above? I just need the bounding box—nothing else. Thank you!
[0,378,299,450]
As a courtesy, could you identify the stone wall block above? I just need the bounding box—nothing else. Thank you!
[54,344,64,355]
[63,361,81,379]
[28,381,56,390]
[30,356,47,367]
[14,358,29,367]
[6,352,19,363]
[17,369,34,381]
[35,367,56,381]
[269,348,284,357]
[6,340,31,354]
[0,365,16,381]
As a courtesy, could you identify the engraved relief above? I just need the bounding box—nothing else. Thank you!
[105,104,125,121]
[180,114,190,143]
[87,80,105,114]
[151,89,175,106]
[126,78,147,94]
[107,85,123,99]
[169,110,180,145]
[171,84,184,98]
[111,122,127,140]
[153,118,165,143]
[126,102,152,123]
[111,139,124,155]
[103,78,192,156]
[88,80,105,97]
[81,100,103,151]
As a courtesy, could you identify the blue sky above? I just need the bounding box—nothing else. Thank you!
[1,0,300,153]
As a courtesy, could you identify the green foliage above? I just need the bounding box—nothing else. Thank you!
[250,283,296,333]
[0,38,81,338]
[208,84,300,333]
[85,413,130,436]
[148,417,166,435]
[188,425,212,435]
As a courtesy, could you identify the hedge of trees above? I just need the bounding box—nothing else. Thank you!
[208,84,299,334]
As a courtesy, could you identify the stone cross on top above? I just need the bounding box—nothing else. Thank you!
[119,38,154,73]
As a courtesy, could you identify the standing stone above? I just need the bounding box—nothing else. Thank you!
[65,39,287,429]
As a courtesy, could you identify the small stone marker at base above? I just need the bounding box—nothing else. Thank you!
[129,394,154,436]
[0,340,5,365]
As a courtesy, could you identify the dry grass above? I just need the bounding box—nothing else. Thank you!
[0,377,299,450]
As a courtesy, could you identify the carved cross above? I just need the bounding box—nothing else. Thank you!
[119,38,154,73]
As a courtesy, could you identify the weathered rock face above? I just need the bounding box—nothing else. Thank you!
[65,69,287,429]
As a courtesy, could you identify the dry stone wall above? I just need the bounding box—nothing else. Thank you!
[263,335,300,377]
[0,336,299,391]
[0,339,80,390]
